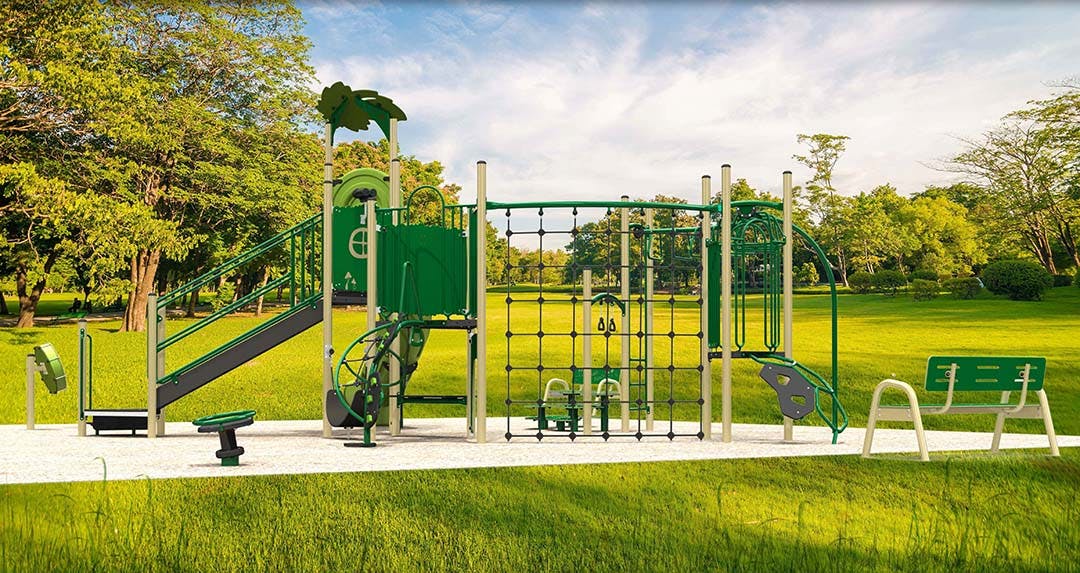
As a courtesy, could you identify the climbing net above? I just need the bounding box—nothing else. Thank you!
[494,202,709,441]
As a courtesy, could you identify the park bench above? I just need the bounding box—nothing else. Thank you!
[862,356,1060,461]
[528,367,624,432]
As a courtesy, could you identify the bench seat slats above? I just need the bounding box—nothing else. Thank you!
[926,356,1045,392]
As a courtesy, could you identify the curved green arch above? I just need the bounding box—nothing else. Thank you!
[333,168,390,208]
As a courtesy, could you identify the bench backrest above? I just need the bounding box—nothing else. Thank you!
[925,356,1046,392]
[571,367,621,386]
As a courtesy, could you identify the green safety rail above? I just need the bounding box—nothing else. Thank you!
[730,206,784,352]
[700,199,842,439]
[155,213,323,378]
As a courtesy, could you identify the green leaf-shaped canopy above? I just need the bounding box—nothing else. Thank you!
[316,82,407,141]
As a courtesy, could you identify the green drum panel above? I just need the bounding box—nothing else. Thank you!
[331,169,389,293]
[378,224,468,316]
[333,168,389,208]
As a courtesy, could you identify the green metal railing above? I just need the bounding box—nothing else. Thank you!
[154,213,323,382]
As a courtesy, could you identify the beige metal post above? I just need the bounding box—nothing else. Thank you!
[156,303,166,436]
[322,122,334,438]
[645,209,655,431]
[700,175,712,440]
[77,319,87,437]
[720,165,733,443]
[389,157,402,436]
[582,269,593,435]
[389,118,399,165]
[782,171,794,441]
[25,354,35,430]
[475,161,488,443]
[619,196,631,432]
[147,293,158,439]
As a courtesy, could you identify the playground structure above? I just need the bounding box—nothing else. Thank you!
[65,82,847,447]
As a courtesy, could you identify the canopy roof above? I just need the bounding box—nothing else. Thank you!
[316,82,406,140]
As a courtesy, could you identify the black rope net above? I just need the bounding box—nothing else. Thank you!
[497,205,706,442]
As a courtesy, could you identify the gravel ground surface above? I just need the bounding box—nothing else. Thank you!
[2,418,1073,484]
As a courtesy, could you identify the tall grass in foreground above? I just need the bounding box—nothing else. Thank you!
[2,451,1078,572]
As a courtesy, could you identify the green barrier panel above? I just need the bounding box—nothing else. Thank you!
[377,223,468,316]
[34,343,66,394]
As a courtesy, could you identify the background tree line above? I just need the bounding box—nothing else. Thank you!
[3,3,1076,328]
[0,1,457,329]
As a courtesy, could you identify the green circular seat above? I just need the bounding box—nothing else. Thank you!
[193,410,256,466]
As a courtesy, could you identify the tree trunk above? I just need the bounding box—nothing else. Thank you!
[156,271,169,302]
[255,267,269,317]
[1056,219,1079,269]
[836,249,850,287]
[14,252,57,328]
[122,248,161,332]
[0,289,8,315]
[186,287,199,318]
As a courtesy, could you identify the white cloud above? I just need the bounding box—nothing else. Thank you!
[307,1,1080,210]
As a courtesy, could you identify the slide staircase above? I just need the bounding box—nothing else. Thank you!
[83,214,327,433]
[154,213,324,408]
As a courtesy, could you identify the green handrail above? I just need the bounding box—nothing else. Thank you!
[158,297,320,386]
[403,185,447,226]
[158,213,321,307]
[156,214,321,352]
[487,200,715,212]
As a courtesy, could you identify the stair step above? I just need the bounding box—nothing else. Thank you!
[399,395,467,406]
[84,409,148,436]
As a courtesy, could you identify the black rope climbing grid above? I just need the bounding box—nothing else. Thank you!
[498,203,707,442]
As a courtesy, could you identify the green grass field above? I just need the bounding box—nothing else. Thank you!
[2,450,1078,572]
[3,287,1078,434]
[3,288,1079,571]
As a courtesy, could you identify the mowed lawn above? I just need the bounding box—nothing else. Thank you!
[3,287,1078,434]
[2,289,1079,572]
[2,450,1079,572]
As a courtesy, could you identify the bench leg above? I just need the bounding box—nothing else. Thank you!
[862,379,929,462]
[861,386,883,459]
[537,406,548,430]
[991,391,1010,452]
[1037,389,1060,457]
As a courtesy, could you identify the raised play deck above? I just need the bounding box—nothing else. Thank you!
[3,419,1076,485]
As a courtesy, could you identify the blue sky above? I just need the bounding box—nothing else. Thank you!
[300,1,1080,205]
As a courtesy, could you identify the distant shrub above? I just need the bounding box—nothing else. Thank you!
[911,279,940,301]
[795,262,819,286]
[848,272,873,294]
[981,260,1053,301]
[211,282,236,312]
[908,270,939,283]
[1053,274,1073,287]
[944,277,982,300]
[872,270,907,296]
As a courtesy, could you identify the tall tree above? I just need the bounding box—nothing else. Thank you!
[945,122,1077,273]
[93,2,317,331]
[793,133,853,285]
[1,0,133,326]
